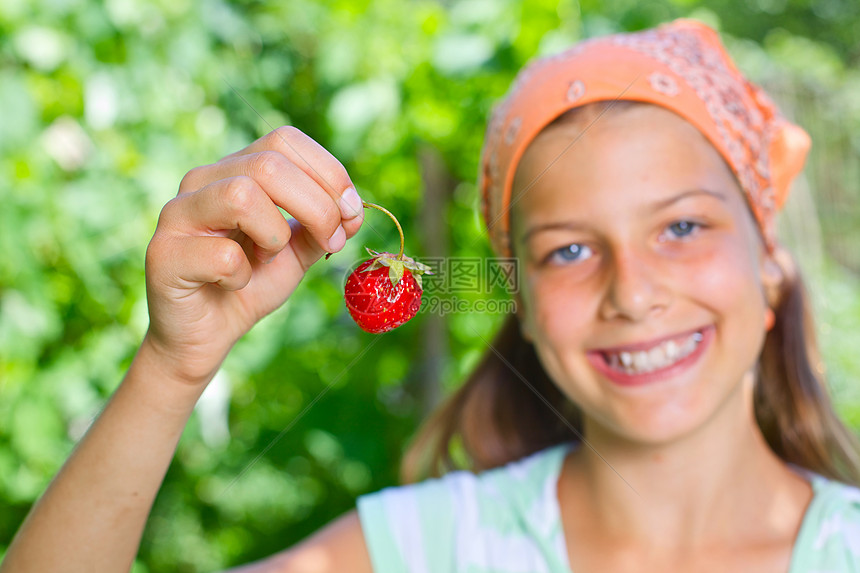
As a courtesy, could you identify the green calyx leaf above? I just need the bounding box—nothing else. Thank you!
[360,247,434,289]
[387,260,405,287]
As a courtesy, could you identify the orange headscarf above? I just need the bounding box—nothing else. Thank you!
[479,18,811,256]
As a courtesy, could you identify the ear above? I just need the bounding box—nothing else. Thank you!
[760,253,784,310]
[764,307,775,331]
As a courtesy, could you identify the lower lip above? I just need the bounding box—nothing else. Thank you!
[586,325,715,388]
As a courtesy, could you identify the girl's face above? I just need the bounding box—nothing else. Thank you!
[511,104,773,445]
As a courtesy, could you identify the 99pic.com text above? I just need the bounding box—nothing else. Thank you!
[421,295,517,316]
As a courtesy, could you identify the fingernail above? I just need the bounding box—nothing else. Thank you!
[339,187,363,219]
[327,225,346,252]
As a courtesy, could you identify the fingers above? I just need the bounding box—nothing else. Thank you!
[176,126,365,255]
[230,126,364,221]
[191,152,347,253]
[163,176,292,263]
[148,235,253,292]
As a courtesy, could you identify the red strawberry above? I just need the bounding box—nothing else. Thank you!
[344,248,432,333]
[333,201,432,333]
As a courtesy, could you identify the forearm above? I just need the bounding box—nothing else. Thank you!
[1,337,210,573]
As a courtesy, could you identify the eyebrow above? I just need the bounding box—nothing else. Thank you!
[651,188,727,211]
[521,188,728,243]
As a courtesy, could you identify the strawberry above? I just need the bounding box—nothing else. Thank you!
[344,248,431,333]
[339,202,432,334]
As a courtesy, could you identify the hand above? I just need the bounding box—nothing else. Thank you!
[143,126,364,385]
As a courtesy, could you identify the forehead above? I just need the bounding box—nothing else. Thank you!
[510,104,743,228]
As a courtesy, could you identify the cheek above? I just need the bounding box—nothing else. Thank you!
[523,272,595,345]
[681,236,767,336]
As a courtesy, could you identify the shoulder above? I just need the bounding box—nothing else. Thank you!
[792,473,860,571]
[356,443,573,573]
[806,476,860,548]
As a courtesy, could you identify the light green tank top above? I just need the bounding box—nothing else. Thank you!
[357,443,860,572]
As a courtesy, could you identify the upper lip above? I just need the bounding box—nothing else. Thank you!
[589,325,708,354]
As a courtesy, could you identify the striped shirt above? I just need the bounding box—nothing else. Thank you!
[357,443,860,572]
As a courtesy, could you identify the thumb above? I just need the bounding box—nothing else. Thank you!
[285,217,330,271]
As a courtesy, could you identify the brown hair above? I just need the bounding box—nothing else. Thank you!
[401,103,860,486]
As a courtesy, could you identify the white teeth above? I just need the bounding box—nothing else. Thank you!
[648,346,665,370]
[620,352,633,368]
[665,340,679,361]
[604,330,704,375]
[683,336,696,354]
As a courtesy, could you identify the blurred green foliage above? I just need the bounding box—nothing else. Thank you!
[1,0,858,570]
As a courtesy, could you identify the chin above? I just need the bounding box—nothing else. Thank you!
[611,415,707,448]
[588,380,746,449]
[582,409,699,448]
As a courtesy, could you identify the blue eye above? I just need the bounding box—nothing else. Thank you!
[666,220,700,239]
[547,243,592,265]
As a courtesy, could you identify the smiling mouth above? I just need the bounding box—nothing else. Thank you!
[596,328,707,375]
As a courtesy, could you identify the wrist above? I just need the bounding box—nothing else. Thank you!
[134,331,225,396]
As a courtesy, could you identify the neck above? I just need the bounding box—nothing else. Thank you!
[564,371,810,552]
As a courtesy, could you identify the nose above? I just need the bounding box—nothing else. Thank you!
[599,247,671,322]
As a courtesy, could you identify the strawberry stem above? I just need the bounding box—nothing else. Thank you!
[362,201,404,259]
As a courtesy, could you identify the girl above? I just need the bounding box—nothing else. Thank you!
[3,18,859,573]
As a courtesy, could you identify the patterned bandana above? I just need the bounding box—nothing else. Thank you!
[479,18,811,256]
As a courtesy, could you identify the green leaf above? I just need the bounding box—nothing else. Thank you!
[388,260,405,287]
